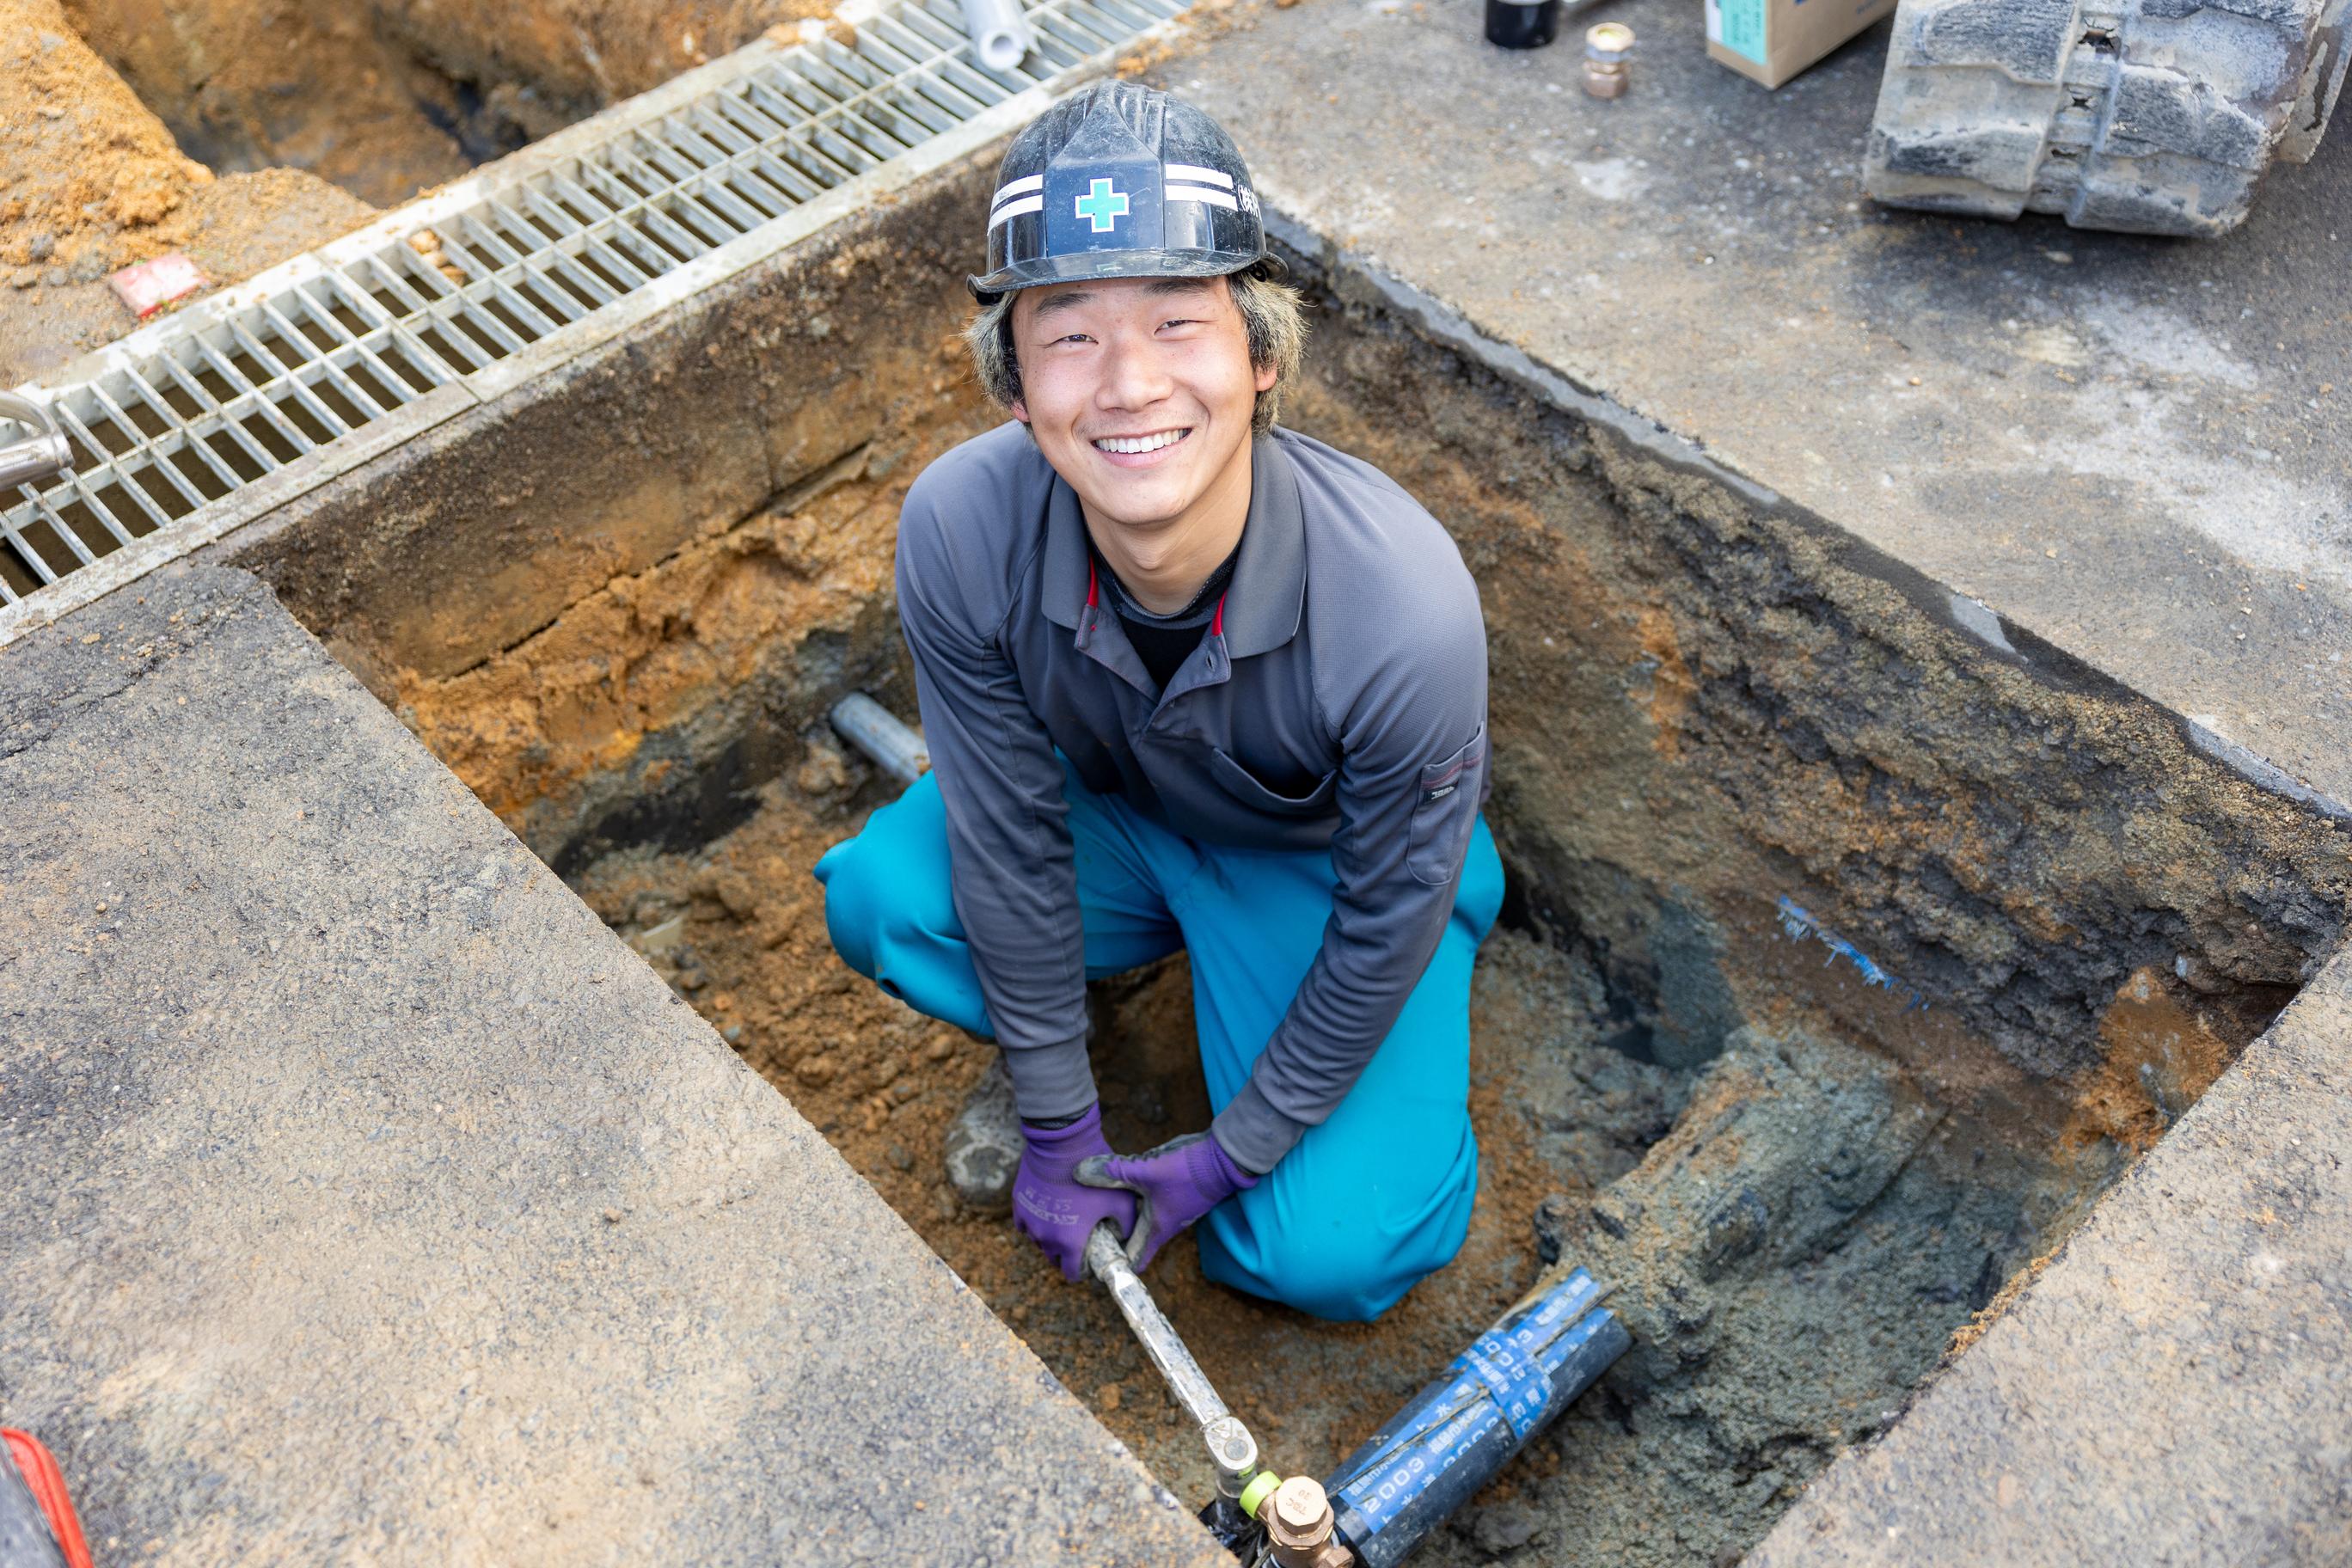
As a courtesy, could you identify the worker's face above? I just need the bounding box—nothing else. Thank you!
[1009,275,1277,534]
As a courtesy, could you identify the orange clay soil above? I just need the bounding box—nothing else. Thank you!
[1938,966,2238,1359]
[2064,964,2241,1155]
[3,0,839,384]
[0,0,372,383]
[391,446,915,830]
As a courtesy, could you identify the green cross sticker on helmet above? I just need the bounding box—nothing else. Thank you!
[1074,178,1130,234]
[970,81,1280,301]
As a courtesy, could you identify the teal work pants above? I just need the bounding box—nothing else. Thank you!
[812,764,1504,1322]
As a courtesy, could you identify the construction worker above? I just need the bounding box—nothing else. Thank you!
[813,82,1499,1323]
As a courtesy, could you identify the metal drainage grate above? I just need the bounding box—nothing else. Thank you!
[0,0,1187,621]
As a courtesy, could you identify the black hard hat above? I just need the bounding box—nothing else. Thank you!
[970,81,1278,302]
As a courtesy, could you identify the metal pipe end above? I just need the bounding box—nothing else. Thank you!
[976,27,1027,69]
[1583,21,1634,96]
[1203,1414,1259,1486]
[1264,1475,1351,1567]
[1267,1476,1332,1540]
[0,393,72,493]
[0,432,72,493]
[828,692,929,787]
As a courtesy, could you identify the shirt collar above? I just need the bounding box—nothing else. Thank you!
[1041,433,1306,658]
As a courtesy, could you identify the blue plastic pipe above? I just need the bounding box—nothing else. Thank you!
[1322,1268,1631,1567]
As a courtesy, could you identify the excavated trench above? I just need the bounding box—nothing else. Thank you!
[58,0,830,206]
[216,158,2349,1567]
[0,0,834,388]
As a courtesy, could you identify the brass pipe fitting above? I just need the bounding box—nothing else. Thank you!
[1263,1475,1353,1568]
[1583,22,1634,97]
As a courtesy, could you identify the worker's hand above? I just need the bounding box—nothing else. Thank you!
[1012,1105,1139,1282]
[1075,1132,1258,1273]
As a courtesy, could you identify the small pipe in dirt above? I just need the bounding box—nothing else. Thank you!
[1084,1222,1270,1537]
[1083,1224,1234,1432]
[829,694,928,787]
[823,697,1275,1528]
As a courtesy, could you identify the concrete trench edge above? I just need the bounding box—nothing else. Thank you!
[0,564,1223,1566]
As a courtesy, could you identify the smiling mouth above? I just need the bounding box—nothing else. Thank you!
[1091,428,1192,456]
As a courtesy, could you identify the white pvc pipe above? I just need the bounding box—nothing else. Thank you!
[959,0,1033,73]
[829,694,929,787]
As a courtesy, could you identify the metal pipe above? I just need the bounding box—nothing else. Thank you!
[959,0,1035,72]
[829,693,929,787]
[828,696,1277,1534]
[1085,1223,1266,1500]
[0,393,72,493]
[1085,1222,1228,1427]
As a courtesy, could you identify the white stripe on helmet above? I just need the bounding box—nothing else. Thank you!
[1163,163,1234,189]
[1164,183,1240,211]
[987,193,1044,229]
[989,174,1045,212]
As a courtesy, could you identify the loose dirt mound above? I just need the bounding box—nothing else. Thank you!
[62,0,835,208]
[0,0,370,383]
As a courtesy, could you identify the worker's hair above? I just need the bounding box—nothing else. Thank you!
[963,268,1308,437]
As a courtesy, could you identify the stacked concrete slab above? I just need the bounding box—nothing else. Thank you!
[0,569,1222,1566]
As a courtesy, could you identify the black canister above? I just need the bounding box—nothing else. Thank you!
[1485,0,1561,47]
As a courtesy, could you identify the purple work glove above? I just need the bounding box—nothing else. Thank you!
[1076,1132,1259,1273]
[1012,1105,1139,1282]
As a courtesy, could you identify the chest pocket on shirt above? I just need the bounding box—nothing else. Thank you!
[1206,745,1338,816]
[1407,723,1485,886]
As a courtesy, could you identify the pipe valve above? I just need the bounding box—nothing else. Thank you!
[1264,1476,1352,1568]
[0,394,71,493]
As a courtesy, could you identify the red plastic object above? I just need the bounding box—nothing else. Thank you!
[107,253,207,320]
[3,1430,93,1568]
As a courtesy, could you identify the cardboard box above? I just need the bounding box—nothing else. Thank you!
[1704,0,1894,87]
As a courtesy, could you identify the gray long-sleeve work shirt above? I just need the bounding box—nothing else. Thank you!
[895,423,1489,1173]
